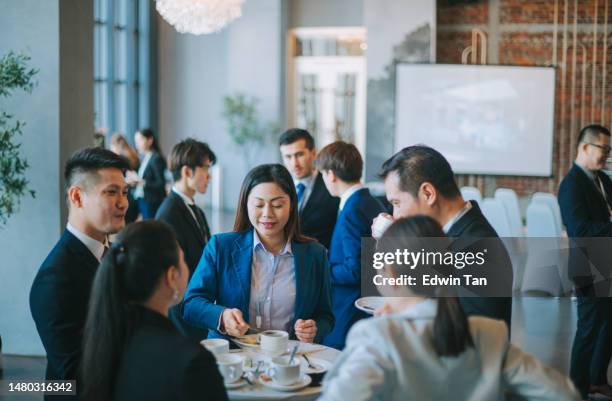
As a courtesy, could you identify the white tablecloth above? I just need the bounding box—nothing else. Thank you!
[226,341,340,401]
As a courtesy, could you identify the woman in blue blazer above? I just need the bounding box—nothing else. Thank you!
[183,164,334,343]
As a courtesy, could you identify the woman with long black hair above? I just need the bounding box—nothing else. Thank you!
[81,221,228,401]
[183,164,333,343]
[319,215,580,401]
[133,128,167,219]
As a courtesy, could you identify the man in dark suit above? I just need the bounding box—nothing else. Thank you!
[279,128,339,249]
[376,145,513,330]
[156,139,215,274]
[156,138,216,341]
[315,141,385,349]
[558,124,612,400]
[30,148,129,400]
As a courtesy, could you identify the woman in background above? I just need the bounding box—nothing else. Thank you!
[318,215,580,401]
[82,221,228,401]
[133,128,167,219]
[183,164,334,343]
[109,133,140,223]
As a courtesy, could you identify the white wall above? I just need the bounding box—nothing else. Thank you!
[0,0,93,355]
[159,0,283,212]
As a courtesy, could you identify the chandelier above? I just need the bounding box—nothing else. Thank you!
[156,0,244,35]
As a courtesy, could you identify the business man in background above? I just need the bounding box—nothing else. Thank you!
[279,128,339,249]
[558,124,612,400]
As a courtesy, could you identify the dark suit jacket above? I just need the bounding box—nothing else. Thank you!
[30,230,99,401]
[156,191,210,275]
[142,152,167,206]
[323,188,385,349]
[558,163,612,291]
[300,172,339,249]
[183,230,334,343]
[114,306,228,401]
[447,201,513,330]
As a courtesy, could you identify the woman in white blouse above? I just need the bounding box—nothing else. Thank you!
[319,215,580,401]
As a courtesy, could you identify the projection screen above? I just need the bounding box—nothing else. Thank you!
[394,64,556,176]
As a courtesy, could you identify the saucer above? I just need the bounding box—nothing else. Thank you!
[259,374,312,392]
[224,378,248,389]
[300,357,332,374]
[354,296,388,315]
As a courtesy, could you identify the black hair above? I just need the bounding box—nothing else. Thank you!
[137,128,162,154]
[278,128,315,150]
[64,147,129,193]
[377,215,474,357]
[168,138,217,181]
[379,145,461,199]
[81,221,180,401]
[578,124,611,147]
[234,164,310,243]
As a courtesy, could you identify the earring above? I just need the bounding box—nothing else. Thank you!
[172,289,180,302]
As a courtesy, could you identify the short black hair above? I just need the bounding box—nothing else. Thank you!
[168,138,217,181]
[64,147,129,193]
[379,145,461,199]
[278,128,315,150]
[315,141,363,182]
[578,124,611,147]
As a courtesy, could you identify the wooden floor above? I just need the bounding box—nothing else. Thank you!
[2,296,610,401]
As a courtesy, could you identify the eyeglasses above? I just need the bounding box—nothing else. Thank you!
[584,142,612,153]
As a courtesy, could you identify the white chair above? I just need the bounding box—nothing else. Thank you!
[532,192,563,235]
[460,186,482,204]
[495,188,523,237]
[481,198,512,237]
[521,202,569,296]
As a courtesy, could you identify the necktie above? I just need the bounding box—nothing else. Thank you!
[594,175,612,216]
[189,204,209,241]
[102,244,109,260]
[296,183,306,209]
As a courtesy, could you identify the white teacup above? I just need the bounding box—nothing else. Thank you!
[266,356,301,386]
[216,354,243,383]
[200,339,229,356]
[259,330,289,356]
[372,213,394,240]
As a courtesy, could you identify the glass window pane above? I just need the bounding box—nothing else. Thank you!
[114,30,127,81]
[114,84,127,134]
[114,0,127,26]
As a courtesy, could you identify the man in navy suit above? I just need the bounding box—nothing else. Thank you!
[558,124,612,400]
[375,146,513,330]
[315,141,385,349]
[156,138,216,341]
[279,129,339,249]
[30,148,129,400]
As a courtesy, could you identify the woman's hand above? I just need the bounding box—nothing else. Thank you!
[294,319,317,343]
[221,308,249,337]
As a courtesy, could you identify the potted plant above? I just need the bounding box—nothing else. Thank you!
[0,51,38,226]
[222,93,278,168]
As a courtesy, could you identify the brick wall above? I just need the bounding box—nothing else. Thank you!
[437,0,612,197]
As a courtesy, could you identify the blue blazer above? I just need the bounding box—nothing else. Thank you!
[182,230,334,343]
[323,188,385,349]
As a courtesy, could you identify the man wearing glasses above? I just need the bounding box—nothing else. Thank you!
[558,124,612,400]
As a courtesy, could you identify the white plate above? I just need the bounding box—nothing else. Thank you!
[354,296,388,315]
[225,378,249,389]
[259,374,312,392]
[300,357,332,375]
[231,334,260,349]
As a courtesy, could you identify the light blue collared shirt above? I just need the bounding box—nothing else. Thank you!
[248,231,296,332]
[294,171,318,212]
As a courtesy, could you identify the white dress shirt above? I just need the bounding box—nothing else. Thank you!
[442,200,472,234]
[66,223,106,262]
[319,299,580,401]
[133,151,152,199]
[339,183,363,211]
[294,172,318,212]
[248,231,296,332]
